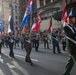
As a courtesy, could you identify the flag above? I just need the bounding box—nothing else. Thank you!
[61,5,68,27]
[48,16,52,33]
[21,25,27,34]
[20,0,32,28]
[29,0,32,12]
[9,4,14,33]
[31,14,41,32]
[14,26,20,36]
[31,21,36,32]
[68,8,73,17]
[16,27,20,36]
[0,18,3,35]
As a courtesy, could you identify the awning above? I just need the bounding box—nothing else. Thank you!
[53,7,76,21]
[53,11,62,21]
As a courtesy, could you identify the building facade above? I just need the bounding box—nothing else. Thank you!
[32,0,76,32]
[0,0,19,33]
[14,0,76,32]
[34,0,63,31]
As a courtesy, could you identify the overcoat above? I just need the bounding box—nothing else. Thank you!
[64,24,76,57]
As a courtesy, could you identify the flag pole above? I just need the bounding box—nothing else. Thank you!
[30,12,32,32]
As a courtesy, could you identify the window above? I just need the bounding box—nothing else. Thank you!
[70,0,76,2]
[15,5,17,9]
[16,21,18,25]
[65,0,75,3]
[46,0,51,4]
[54,0,58,2]
[40,0,44,7]
[65,0,67,3]
[15,0,17,3]
[51,0,54,2]
[15,16,18,19]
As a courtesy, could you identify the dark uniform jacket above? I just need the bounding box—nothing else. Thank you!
[52,32,58,44]
[64,24,76,55]
[24,36,32,50]
[8,36,14,44]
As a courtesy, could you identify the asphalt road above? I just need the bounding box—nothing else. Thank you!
[0,44,76,75]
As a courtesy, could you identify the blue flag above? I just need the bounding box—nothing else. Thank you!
[9,4,14,34]
[20,0,32,28]
[0,18,3,33]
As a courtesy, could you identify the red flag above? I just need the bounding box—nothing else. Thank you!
[48,16,52,33]
[31,14,41,32]
[61,5,68,27]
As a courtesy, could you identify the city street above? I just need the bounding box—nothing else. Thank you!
[0,0,76,75]
[0,44,76,75]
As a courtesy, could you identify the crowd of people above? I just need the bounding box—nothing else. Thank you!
[0,29,66,65]
[0,29,67,55]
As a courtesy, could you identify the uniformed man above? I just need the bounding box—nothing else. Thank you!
[23,33,33,65]
[8,32,14,58]
[52,30,61,54]
[0,35,2,54]
[43,31,50,49]
[63,14,76,75]
[34,32,39,51]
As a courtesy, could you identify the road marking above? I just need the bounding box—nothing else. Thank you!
[6,63,15,68]
[0,59,4,63]
[31,59,38,62]
[0,69,4,75]
[0,55,1,58]
[15,54,39,62]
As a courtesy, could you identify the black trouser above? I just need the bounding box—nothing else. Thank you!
[44,40,49,49]
[63,55,76,75]
[53,42,60,53]
[5,40,8,48]
[9,43,14,57]
[32,39,35,47]
[2,41,4,47]
[34,40,39,51]
[25,47,32,63]
[0,43,2,53]
[21,42,24,49]
[62,42,66,51]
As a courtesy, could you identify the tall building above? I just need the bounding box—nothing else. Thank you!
[0,0,19,33]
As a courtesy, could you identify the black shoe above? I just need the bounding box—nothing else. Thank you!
[9,54,12,57]
[0,52,2,54]
[12,56,14,58]
[53,52,56,54]
[44,47,46,49]
[58,52,61,53]
[25,59,29,62]
[30,62,33,66]
[63,50,65,51]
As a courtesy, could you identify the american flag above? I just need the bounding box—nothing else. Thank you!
[20,0,32,28]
